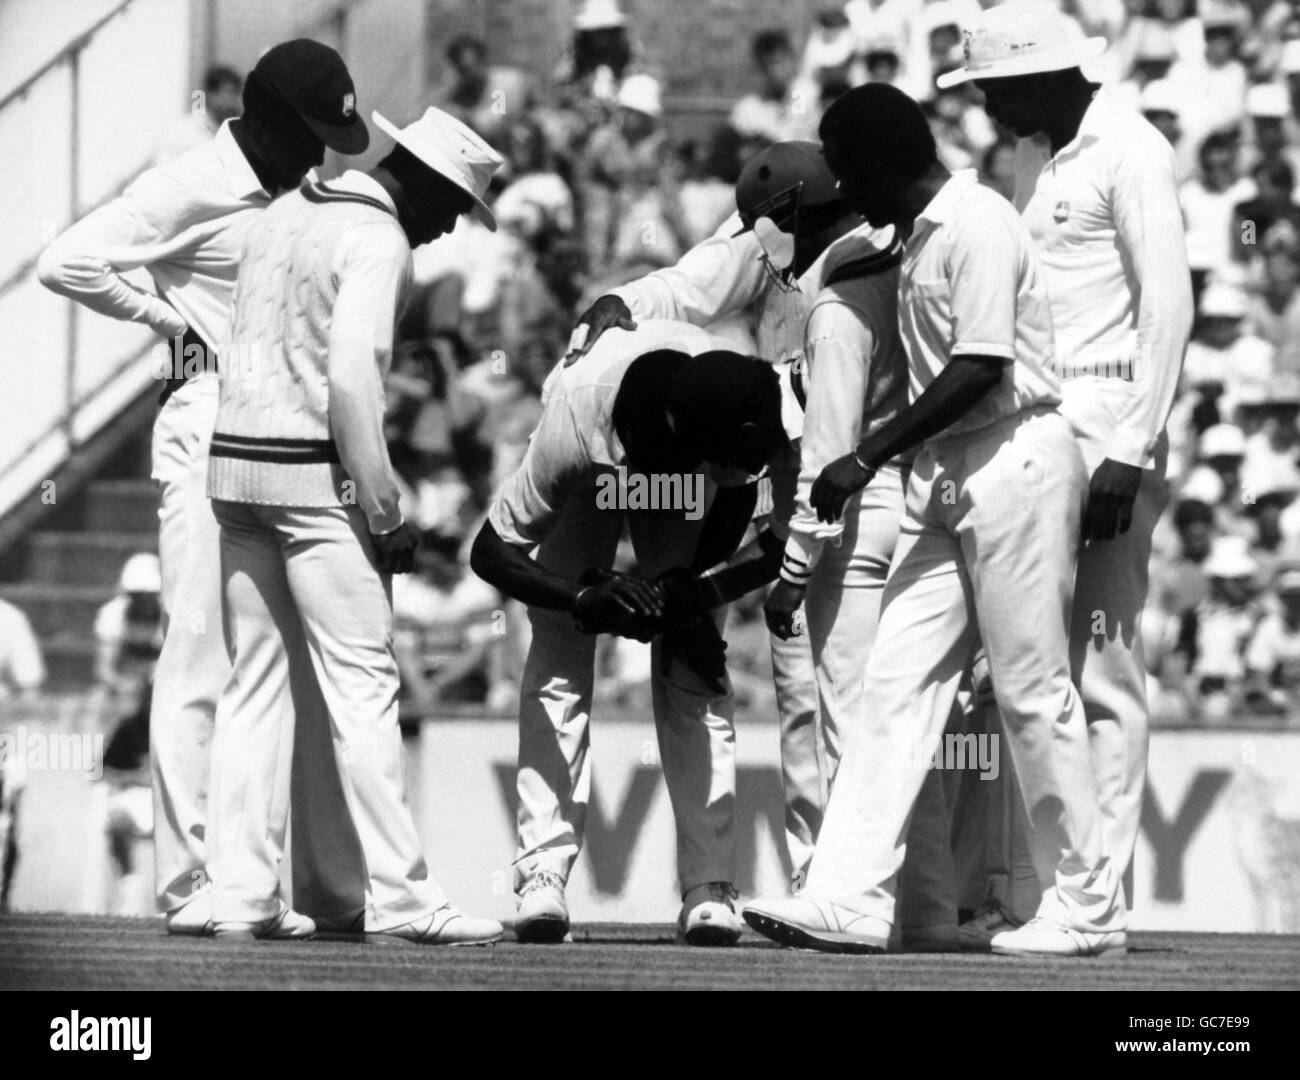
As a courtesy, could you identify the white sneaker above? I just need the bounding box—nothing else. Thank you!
[164,889,214,937]
[213,902,316,942]
[515,870,569,944]
[678,882,743,947]
[743,896,888,954]
[957,907,1021,953]
[990,917,1127,958]
[371,904,503,946]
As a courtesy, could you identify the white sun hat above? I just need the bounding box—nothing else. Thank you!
[1246,82,1289,119]
[1139,79,1183,117]
[1200,422,1247,459]
[617,73,662,118]
[1281,39,1300,76]
[372,107,504,231]
[574,0,626,30]
[1199,282,1249,319]
[936,0,1106,89]
[1203,535,1258,579]
[119,552,161,594]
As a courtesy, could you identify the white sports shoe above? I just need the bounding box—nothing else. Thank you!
[371,905,503,946]
[957,907,1021,953]
[990,917,1127,958]
[743,896,888,954]
[213,902,316,942]
[678,882,744,946]
[164,888,214,937]
[515,870,570,944]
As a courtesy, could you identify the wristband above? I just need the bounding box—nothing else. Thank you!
[852,450,875,477]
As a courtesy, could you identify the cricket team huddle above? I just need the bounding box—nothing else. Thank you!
[35,0,1299,955]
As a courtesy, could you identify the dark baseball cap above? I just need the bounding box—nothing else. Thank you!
[250,39,369,154]
[734,140,844,233]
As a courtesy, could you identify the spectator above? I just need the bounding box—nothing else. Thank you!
[1118,17,1180,97]
[1183,535,1264,721]
[93,553,163,698]
[801,5,864,110]
[99,684,153,915]
[432,34,533,145]
[1185,421,1248,515]
[1234,157,1300,263]
[0,598,44,703]
[675,126,744,245]
[494,116,576,238]
[730,29,820,145]
[1241,82,1300,192]
[1148,0,1207,72]
[1175,1,1249,143]
[1246,247,1300,373]
[1139,78,1187,175]
[392,531,504,710]
[1184,283,1275,418]
[154,63,243,163]
[582,74,685,275]
[980,137,1018,203]
[863,38,906,87]
[0,597,45,911]
[845,0,923,63]
[1181,130,1252,298]
[1155,498,1217,621]
[1244,563,1300,717]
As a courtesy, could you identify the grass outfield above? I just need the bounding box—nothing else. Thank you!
[1,915,1298,990]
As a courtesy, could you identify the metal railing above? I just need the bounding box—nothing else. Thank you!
[0,0,182,523]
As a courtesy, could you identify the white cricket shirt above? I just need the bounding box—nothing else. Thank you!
[37,120,271,349]
[898,169,1061,441]
[488,320,722,548]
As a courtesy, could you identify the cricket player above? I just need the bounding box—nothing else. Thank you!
[205,106,505,943]
[743,84,1128,958]
[36,40,370,932]
[938,0,1194,945]
[566,145,902,882]
[470,320,794,945]
[738,146,960,951]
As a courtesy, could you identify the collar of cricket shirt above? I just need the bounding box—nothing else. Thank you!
[214,120,272,201]
[311,169,399,218]
[1050,84,1115,162]
[802,220,901,295]
[913,168,980,232]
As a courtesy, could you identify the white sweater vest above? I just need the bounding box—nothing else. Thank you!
[208,179,404,509]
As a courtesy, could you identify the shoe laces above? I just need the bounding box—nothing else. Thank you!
[973,906,1013,931]
[521,869,565,896]
[706,882,739,908]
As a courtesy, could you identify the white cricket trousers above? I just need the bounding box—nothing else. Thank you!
[1062,378,1168,882]
[803,463,957,932]
[769,622,822,880]
[803,407,1126,936]
[150,377,365,915]
[208,500,445,930]
[515,487,736,895]
[980,380,1170,919]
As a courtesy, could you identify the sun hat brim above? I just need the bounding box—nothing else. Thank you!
[936,36,1107,89]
